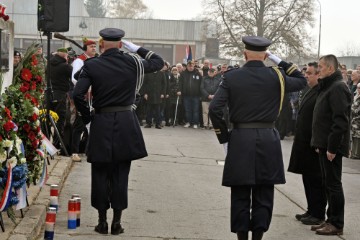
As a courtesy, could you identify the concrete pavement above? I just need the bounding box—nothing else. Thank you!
[2,126,360,239]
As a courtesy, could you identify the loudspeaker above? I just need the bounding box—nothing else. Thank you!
[38,0,70,32]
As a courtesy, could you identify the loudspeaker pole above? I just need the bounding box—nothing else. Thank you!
[43,31,69,157]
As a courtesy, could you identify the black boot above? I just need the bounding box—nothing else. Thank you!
[111,209,124,235]
[252,231,264,240]
[94,209,108,234]
[237,231,248,240]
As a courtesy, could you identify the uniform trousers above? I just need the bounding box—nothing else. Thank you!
[91,161,131,211]
[231,185,274,233]
[302,174,327,219]
[318,151,345,229]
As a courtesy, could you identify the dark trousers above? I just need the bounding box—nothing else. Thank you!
[318,151,345,229]
[146,103,161,125]
[91,161,131,210]
[231,185,274,233]
[50,91,67,148]
[302,174,327,219]
[183,96,200,125]
[71,114,86,153]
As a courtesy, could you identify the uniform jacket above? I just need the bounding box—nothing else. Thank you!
[288,85,321,175]
[143,71,167,105]
[209,60,307,186]
[311,71,351,156]
[49,54,73,93]
[179,69,202,97]
[73,47,164,163]
[200,75,221,101]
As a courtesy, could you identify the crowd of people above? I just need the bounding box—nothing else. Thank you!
[11,32,359,239]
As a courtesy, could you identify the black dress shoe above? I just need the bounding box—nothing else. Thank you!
[301,216,324,225]
[111,222,124,235]
[155,125,162,129]
[94,221,108,234]
[295,212,310,221]
[144,124,152,128]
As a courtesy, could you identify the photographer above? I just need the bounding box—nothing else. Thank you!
[49,48,73,153]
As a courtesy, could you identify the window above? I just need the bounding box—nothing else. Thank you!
[0,29,10,72]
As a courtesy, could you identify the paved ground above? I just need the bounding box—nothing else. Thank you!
[2,126,360,239]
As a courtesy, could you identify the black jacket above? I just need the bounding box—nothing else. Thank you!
[179,69,202,97]
[49,54,72,93]
[200,75,221,101]
[311,71,352,156]
[73,47,164,163]
[143,71,167,105]
[288,85,321,175]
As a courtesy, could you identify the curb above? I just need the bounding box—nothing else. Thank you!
[7,156,73,240]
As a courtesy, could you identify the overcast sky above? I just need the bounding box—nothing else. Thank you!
[142,0,359,56]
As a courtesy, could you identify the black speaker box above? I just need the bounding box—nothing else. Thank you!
[38,0,70,32]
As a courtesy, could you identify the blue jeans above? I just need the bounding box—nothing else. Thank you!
[183,96,200,125]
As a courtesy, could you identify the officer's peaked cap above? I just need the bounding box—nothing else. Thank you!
[99,28,125,41]
[242,36,272,51]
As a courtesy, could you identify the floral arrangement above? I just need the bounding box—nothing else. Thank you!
[2,43,46,185]
[0,103,27,218]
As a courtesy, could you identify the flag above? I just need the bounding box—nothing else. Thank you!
[185,45,192,62]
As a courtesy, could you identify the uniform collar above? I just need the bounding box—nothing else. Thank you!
[243,60,266,67]
[101,48,123,56]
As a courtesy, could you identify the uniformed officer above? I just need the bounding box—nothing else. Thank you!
[73,28,164,235]
[209,36,307,240]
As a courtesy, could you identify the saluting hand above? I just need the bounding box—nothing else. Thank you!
[122,40,140,53]
[266,51,282,65]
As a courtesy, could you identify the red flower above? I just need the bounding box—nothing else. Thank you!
[30,113,38,121]
[32,140,39,149]
[31,97,38,106]
[20,82,30,93]
[28,131,36,141]
[23,123,31,132]
[31,55,38,66]
[4,107,12,120]
[35,75,42,82]
[21,68,32,81]
[30,81,36,90]
[3,121,15,132]
[24,93,32,100]
[0,136,2,142]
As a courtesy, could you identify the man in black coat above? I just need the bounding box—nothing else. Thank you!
[143,67,167,129]
[310,55,351,236]
[179,61,203,128]
[209,36,306,240]
[73,28,164,235]
[49,48,73,152]
[288,62,327,225]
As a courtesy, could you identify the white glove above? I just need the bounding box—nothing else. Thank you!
[122,40,140,53]
[267,51,282,65]
[223,142,228,155]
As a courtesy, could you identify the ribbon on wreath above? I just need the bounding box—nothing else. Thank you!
[15,184,27,210]
[37,149,47,187]
[0,163,13,211]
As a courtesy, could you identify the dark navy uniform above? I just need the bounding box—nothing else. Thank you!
[73,28,164,212]
[209,36,306,236]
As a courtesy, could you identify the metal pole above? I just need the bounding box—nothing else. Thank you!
[316,0,322,58]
